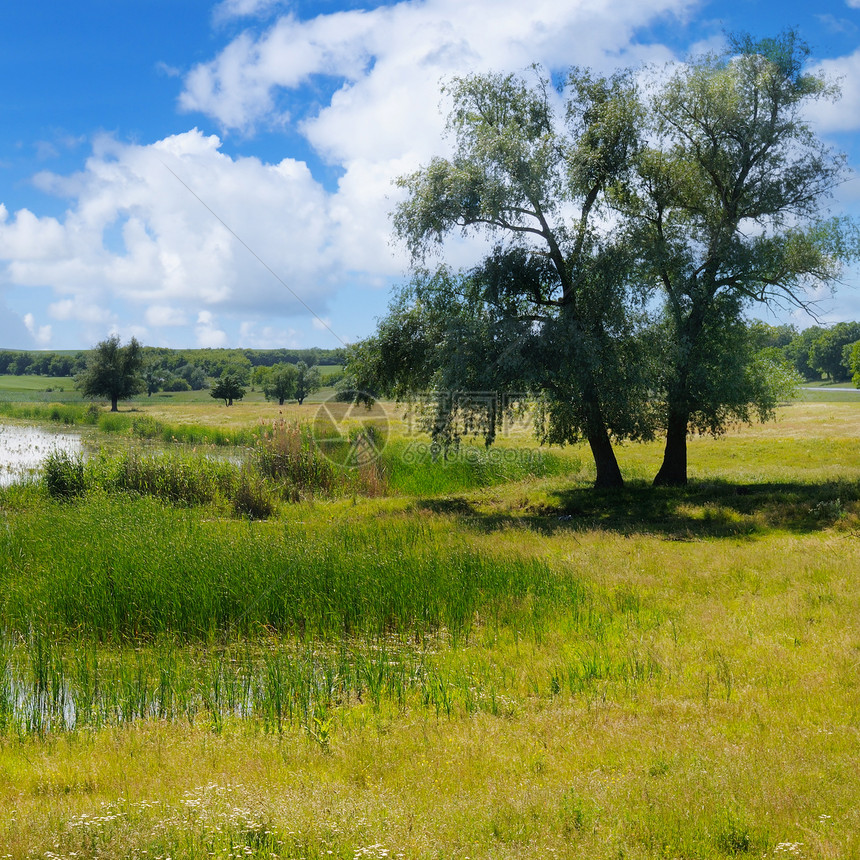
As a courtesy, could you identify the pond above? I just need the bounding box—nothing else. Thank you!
[0,423,83,487]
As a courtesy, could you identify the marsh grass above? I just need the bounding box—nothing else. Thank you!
[0,494,579,642]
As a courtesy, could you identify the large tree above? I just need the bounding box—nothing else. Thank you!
[389,68,654,488]
[627,32,855,485]
[75,335,144,412]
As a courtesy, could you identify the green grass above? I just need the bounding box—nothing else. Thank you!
[0,493,575,642]
[381,438,575,495]
[0,374,73,391]
[2,401,860,859]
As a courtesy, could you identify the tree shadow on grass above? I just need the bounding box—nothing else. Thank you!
[411,478,860,540]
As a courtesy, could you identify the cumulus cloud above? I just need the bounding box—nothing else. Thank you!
[195,310,229,347]
[181,0,687,138]
[1,0,701,348]
[0,129,351,342]
[806,48,860,132]
[212,0,287,24]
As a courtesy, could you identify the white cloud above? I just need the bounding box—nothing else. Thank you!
[145,305,188,327]
[239,320,301,347]
[213,0,287,24]
[1,0,704,348]
[196,310,229,347]
[181,0,688,137]
[23,313,52,346]
[0,129,344,341]
[806,48,860,132]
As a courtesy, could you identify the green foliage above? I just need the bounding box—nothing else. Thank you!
[783,325,824,380]
[628,31,856,484]
[102,451,232,506]
[385,67,652,488]
[210,373,246,406]
[294,360,322,405]
[0,494,572,641]
[75,335,145,411]
[807,321,860,381]
[381,439,571,495]
[847,340,860,387]
[262,362,298,404]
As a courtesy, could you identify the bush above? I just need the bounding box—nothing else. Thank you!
[163,377,192,392]
[230,467,278,519]
[256,420,340,497]
[43,451,86,499]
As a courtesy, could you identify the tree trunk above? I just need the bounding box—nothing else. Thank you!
[581,398,623,489]
[653,409,688,486]
[587,426,624,488]
[110,395,118,412]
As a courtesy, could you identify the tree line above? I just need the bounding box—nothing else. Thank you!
[0,346,344,381]
[344,32,859,488]
[75,336,328,410]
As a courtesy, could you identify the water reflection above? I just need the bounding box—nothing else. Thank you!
[0,424,83,487]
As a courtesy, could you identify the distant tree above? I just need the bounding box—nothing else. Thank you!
[846,340,860,388]
[223,358,252,386]
[262,363,298,405]
[251,365,270,389]
[75,335,145,412]
[210,373,246,406]
[176,363,206,390]
[747,322,798,353]
[48,354,75,377]
[807,322,860,381]
[142,363,165,397]
[783,326,824,380]
[294,361,322,405]
[162,376,192,392]
[8,352,33,375]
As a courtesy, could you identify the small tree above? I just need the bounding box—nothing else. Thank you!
[262,363,298,405]
[294,361,321,405]
[76,335,144,412]
[210,373,246,406]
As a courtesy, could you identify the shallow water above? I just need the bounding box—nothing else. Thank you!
[0,423,83,487]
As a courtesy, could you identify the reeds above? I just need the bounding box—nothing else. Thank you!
[0,493,583,642]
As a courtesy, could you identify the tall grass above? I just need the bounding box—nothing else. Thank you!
[381,438,575,495]
[0,634,542,735]
[0,400,100,424]
[0,494,584,642]
[256,419,386,499]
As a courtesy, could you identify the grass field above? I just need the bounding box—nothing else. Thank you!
[0,393,858,859]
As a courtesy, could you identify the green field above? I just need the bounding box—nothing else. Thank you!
[0,394,858,859]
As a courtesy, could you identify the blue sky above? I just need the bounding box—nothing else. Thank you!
[3,0,860,350]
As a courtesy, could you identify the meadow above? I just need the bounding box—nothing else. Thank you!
[0,383,858,859]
